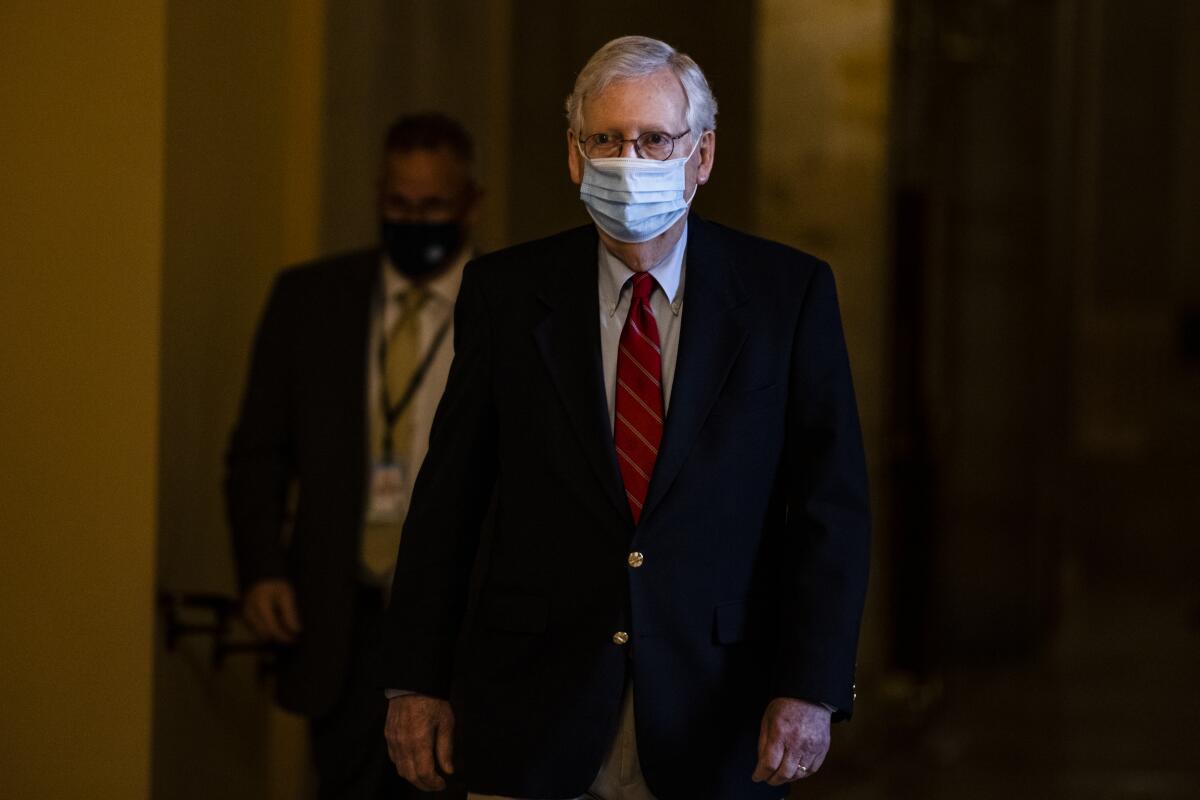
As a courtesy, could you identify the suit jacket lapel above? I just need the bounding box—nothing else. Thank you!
[533,228,634,528]
[641,215,749,523]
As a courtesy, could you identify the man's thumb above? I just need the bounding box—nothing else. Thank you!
[435,712,455,774]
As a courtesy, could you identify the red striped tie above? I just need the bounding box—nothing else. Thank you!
[615,272,664,524]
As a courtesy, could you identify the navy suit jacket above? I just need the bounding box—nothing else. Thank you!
[382,214,870,799]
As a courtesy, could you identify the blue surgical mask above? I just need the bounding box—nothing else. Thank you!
[578,139,700,243]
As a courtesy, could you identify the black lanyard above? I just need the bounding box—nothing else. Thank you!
[378,295,452,461]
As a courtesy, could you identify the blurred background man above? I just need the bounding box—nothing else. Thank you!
[225,113,477,800]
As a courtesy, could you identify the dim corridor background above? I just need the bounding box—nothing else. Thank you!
[1,1,1197,798]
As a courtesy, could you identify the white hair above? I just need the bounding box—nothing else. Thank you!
[565,36,718,136]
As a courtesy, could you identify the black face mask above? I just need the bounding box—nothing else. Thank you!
[380,219,464,280]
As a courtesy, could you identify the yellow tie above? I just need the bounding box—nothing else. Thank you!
[383,288,426,460]
[361,288,427,582]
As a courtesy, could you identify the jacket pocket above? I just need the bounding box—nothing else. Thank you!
[480,593,548,634]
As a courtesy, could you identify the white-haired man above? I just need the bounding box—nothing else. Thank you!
[381,36,870,800]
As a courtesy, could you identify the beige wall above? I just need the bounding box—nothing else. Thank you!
[0,3,165,799]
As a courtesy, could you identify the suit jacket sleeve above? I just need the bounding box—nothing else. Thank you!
[381,260,498,698]
[224,271,298,592]
[773,261,871,718]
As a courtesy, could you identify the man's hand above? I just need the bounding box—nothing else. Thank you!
[241,579,302,643]
[751,697,832,786]
[385,694,455,791]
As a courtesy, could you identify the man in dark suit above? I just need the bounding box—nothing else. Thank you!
[226,113,477,799]
[383,37,870,800]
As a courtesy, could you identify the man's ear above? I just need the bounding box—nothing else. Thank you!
[696,130,716,186]
[567,129,583,186]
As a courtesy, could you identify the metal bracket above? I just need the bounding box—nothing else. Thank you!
[158,591,277,678]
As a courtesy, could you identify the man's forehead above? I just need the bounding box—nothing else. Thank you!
[386,146,464,173]
[581,69,688,131]
[383,148,469,193]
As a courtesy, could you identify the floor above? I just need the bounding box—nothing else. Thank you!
[805,574,1200,799]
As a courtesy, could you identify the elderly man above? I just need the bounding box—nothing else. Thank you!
[382,37,870,800]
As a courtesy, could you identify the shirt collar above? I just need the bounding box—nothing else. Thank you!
[380,246,472,306]
[598,222,687,318]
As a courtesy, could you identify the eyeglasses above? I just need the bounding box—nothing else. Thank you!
[577,129,691,161]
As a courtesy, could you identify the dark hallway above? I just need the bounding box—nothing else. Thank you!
[808,0,1200,796]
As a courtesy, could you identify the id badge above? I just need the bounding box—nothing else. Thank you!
[366,461,407,525]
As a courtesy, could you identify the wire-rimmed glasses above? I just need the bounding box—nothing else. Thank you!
[577,129,691,160]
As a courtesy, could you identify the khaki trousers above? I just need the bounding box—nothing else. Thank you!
[468,688,656,800]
